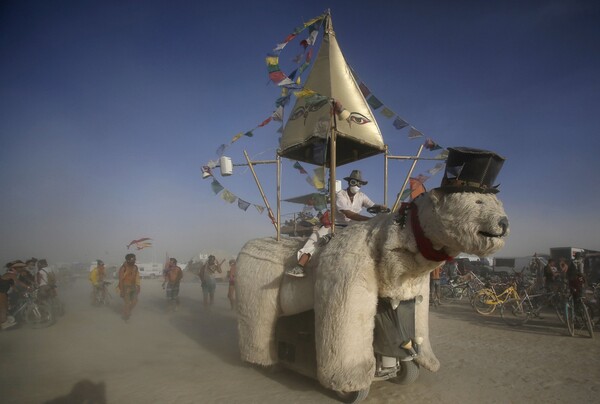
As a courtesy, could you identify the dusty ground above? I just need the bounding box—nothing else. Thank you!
[1,277,599,404]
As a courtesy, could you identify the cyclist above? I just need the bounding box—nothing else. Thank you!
[89,260,107,305]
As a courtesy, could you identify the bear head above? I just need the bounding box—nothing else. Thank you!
[414,188,509,258]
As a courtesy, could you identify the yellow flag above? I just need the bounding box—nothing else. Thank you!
[294,88,317,98]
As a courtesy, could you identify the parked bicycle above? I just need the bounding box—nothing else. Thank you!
[440,271,485,304]
[500,287,553,326]
[9,287,55,328]
[565,293,594,338]
[473,282,521,315]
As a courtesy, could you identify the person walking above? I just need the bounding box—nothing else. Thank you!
[430,265,442,305]
[199,255,223,309]
[227,259,236,310]
[117,253,140,321]
[162,258,183,311]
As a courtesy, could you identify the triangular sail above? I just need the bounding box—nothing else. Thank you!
[279,13,385,167]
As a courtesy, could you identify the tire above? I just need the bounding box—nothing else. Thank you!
[335,388,369,403]
[389,360,420,385]
[440,285,454,301]
[500,298,529,326]
[565,297,575,337]
[553,297,566,324]
[580,302,594,339]
[25,303,54,328]
[473,290,497,315]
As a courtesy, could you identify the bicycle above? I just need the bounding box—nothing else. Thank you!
[500,287,552,326]
[9,288,55,328]
[473,282,521,315]
[91,281,113,307]
[564,293,594,338]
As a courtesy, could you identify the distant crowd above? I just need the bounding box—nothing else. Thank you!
[1,253,239,331]
[1,257,61,330]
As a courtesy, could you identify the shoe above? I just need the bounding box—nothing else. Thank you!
[1,316,16,330]
[286,265,306,278]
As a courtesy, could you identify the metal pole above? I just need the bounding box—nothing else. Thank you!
[392,144,424,212]
[243,150,278,232]
[329,104,337,234]
[384,145,389,207]
[276,154,281,241]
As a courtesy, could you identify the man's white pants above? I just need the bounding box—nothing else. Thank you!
[297,225,331,260]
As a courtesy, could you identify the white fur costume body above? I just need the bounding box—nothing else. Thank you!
[236,190,508,392]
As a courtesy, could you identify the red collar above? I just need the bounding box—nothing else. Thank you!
[400,202,453,262]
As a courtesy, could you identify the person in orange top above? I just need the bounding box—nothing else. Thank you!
[162,258,183,311]
[430,265,442,305]
[118,253,140,321]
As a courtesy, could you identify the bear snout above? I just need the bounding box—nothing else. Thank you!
[499,216,509,236]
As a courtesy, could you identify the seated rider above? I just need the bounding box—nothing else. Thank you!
[286,170,386,278]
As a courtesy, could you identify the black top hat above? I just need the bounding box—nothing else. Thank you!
[437,147,505,193]
[343,170,368,185]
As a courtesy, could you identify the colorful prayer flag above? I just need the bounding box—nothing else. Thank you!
[393,117,409,130]
[294,88,317,98]
[293,161,307,174]
[258,117,272,127]
[400,188,411,201]
[221,189,237,203]
[216,144,227,156]
[380,107,395,118]
[367,95,383,110]
[211,180,224,195]
[254,205,265,214]
[359,83,371,98]
[272,106,284,122]
[237,198,250,211]
[313,167,325,190]
[409,178,426,200]
[424,138,442,151]
[427,163,444,176]
[230,132,243,143]
[408,127,424,139]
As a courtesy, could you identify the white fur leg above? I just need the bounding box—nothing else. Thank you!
[236,238,301,366]
[314,253,378,392]
[413,275,440,371]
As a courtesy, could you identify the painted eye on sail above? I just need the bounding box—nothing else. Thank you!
[289,106,305,121]
[307,98,329,112]
[348,112,371,125]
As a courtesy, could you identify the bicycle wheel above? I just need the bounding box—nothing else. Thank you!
[580,302,594,339]
[440,285,454,301]
[500,298,529,326]
[473,290,497,315]
[25,302,54,328]
[565,297,575,336]
[553,296,566,324]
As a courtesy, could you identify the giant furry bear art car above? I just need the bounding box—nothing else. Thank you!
[235,147,509,397]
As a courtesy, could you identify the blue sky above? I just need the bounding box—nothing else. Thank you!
[1,0,599,266]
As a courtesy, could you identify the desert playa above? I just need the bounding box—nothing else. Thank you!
[1,278,598,404]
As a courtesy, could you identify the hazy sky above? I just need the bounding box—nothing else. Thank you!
[1,0,599,266]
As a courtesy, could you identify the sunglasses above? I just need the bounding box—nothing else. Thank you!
[348,179,363,187]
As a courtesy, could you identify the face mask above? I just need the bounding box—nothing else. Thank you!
[349,186,360,194]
